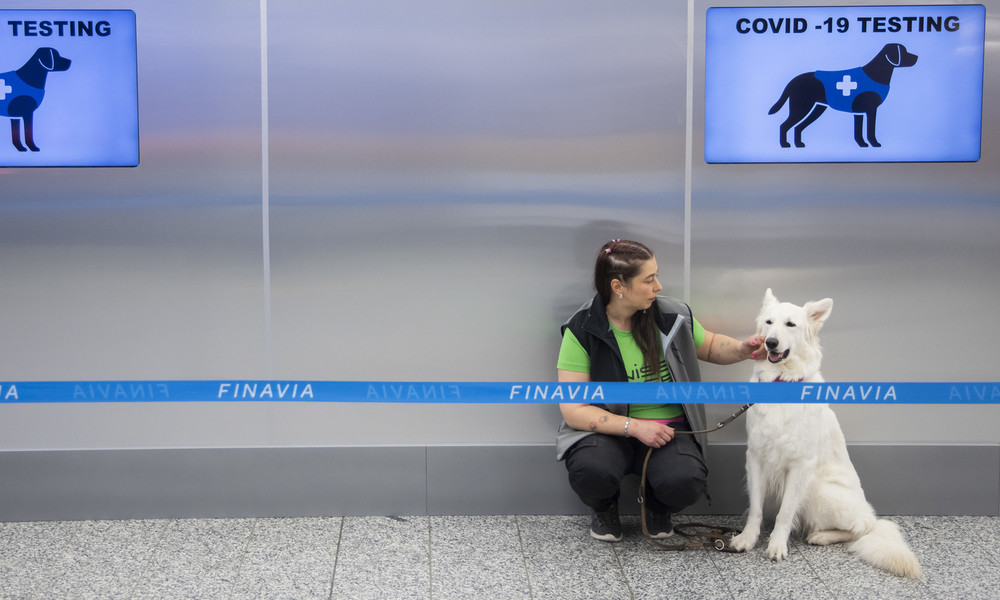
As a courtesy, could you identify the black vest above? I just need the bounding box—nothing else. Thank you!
[561,294,702,384]
[555,294,708,461]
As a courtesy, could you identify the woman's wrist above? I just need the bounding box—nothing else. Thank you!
[624,417,631,438]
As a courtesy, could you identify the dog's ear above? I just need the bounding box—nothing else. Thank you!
[885,43,902,67]
[36,48,55,71]
[804,298,833,330]
[763,288,778,307]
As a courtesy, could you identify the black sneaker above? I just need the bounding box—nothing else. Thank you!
[647,512,674,539]
[589,505,622,542]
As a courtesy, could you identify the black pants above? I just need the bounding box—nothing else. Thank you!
[563,423,707,515]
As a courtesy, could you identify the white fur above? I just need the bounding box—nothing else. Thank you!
[728,289,922,579]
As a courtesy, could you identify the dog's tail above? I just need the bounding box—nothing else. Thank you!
[768,85,790,115]
[849,519,922,579]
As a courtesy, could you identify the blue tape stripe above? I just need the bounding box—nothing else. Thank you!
[0,381,998,404]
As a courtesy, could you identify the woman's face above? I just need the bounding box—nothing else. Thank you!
[623,257,662,309]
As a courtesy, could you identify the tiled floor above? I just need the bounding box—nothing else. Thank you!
[1,514,997,599]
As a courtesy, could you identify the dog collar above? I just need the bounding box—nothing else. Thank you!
[773,376,803,383]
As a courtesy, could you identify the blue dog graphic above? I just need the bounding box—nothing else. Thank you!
[0,47,72,152]
[769,43,917,148]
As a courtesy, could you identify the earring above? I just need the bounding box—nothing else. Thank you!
[618,293,623,299]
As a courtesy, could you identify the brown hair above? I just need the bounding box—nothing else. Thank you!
[594,239,662,380]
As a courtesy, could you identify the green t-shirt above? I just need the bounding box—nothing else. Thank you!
[557,317,705,420]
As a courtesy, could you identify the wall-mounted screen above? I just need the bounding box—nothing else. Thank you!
[0,9,138,167]
[704,5,985,163]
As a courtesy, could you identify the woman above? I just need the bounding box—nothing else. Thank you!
[556,239,763,541]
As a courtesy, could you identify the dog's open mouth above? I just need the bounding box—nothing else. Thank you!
[768,349,790,364]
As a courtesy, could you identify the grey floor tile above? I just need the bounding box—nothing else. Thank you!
[712,514,936,600]
[130,518,255,600]
[330,516,430,600]
[670,515,829,600]
[932,515,1000,568]
[899,515,999,600]
[230,517,341,600]
[518,514,632,600]
[47,519,171,600]
[0,514,997,600]
[430,515,531,600]
[0,520,83,600]
[800,516,933,600]
[616,515,742,600]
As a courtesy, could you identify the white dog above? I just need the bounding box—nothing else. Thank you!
[728,288,921,579]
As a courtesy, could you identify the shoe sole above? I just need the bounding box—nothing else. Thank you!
[589,529,623,542]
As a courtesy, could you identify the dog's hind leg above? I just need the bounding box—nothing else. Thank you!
[778,118,794,148]
[778,101,817,148]
[792,105,826,148]
[776,73,826,148]
[10,119,27,152]
[806,529,855,546]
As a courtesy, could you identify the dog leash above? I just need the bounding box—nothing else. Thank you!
[638,403,753,552]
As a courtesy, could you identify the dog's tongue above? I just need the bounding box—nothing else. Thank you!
[768,351,784,363]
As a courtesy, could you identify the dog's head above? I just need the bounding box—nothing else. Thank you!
[755,288,833,365]
[882,43,917,69]
[33,47,72,72]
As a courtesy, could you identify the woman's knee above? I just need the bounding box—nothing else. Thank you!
[648,461,707,505]
[567,459,624,494]
[655,470,706,498]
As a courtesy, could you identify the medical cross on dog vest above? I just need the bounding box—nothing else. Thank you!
[836,75,858,96]
[815,67,890,113]
[0,79,12,101]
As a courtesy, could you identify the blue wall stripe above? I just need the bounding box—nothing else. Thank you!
[0,381,997,404]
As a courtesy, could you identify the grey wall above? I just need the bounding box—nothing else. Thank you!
[0,0,997,518]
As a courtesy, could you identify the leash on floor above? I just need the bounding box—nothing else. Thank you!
[638,403,753,552]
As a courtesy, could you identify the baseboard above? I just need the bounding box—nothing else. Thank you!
[0,444,996,521]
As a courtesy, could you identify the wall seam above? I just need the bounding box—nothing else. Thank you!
[683,0,695,303]
[260,0,273,375]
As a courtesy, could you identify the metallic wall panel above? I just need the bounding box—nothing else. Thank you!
[264,1,688,447]
[0,0,267,381]
[0,0,271,453]
[267,0,688,382]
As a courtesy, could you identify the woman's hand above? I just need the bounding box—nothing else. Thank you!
[744,335,767,360]
[699,332,767,364]
[629,419,675,448]
[560,403,676,448]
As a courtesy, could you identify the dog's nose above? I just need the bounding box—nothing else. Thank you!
[765,338,779,350]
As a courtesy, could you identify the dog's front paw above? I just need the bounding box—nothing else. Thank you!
[728,530,759,552]
[766,537,790,561]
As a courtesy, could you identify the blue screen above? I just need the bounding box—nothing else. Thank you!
[704,5,985,163]
[0,10,138,167]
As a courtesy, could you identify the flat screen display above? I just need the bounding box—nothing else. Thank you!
[0,9,138,167]
[704,5,985,163]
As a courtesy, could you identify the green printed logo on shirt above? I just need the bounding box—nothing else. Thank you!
[611,325,671,383]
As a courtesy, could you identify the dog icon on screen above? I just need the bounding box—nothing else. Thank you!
[0,47,72,152]
[769,43,917,149]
